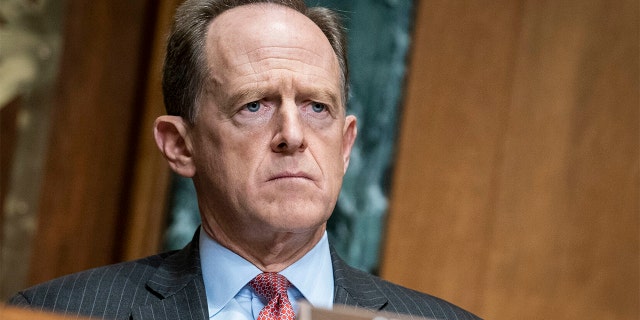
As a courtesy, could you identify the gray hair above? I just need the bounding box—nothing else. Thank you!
[162,0,349,124]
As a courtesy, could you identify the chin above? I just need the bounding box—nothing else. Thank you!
[261,203,331,232]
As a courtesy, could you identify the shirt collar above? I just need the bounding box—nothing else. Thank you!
[281,231,334,310]
[199,227,334,316]
[199,228,261,316]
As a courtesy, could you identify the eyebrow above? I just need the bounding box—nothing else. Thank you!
[305,87,341,111]
[225,86,267,110]
[224,83,342,112]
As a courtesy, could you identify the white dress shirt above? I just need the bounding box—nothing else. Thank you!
[199,227,334,319]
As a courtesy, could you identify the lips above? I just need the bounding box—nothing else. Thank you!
[267,171,314,182]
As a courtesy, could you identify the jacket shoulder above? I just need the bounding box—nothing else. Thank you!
[372,274,481,320]
[8,251,175,319]
[332,253,481,320]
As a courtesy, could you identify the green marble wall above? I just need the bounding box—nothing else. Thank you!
[164,0,414,273]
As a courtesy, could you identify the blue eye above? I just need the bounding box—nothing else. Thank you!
[311,102,326,113]
[245,101,261,112]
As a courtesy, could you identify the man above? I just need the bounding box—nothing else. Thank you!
[9,1,480,319]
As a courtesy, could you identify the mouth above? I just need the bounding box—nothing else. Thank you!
[268,171,313,182]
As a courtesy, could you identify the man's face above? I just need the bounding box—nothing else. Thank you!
[189,4,357,238]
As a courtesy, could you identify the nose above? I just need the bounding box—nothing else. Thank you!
[270,101,306,153]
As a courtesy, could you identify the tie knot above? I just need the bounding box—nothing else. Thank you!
[249,272,290,301]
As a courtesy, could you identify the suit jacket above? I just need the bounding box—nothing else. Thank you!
[9,230,480,320]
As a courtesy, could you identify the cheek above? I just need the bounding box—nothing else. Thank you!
[314,133,348,183]
[191,127,231,176]
[325,129,347,165]
[202,130,268,181]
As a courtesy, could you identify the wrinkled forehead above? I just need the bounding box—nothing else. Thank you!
[204,3,340,82]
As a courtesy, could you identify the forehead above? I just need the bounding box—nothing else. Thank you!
[208,4,332,52]
[204,4,340,89]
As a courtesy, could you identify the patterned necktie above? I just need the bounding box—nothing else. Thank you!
[249,272,296,320]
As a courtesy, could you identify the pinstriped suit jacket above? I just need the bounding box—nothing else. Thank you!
[9,230,480,320]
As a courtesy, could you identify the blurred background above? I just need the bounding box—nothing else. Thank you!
[0,0,637,319]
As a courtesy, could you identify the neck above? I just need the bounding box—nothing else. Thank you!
[201,222,325,272]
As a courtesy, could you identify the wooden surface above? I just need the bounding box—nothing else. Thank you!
[120,0,183,262]
[381,0,638,319]
[0,97,20,246]
[28,0,159,285]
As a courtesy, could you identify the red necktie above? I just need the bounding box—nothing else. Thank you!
[249,273,296,320]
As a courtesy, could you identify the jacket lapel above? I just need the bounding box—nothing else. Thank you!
[330,245,388,311]
[132,230,208,320]
[130,231,388,319]
[133,280,208,320]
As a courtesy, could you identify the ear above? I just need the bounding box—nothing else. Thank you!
[341,115,358,173]
[153,115,196,177]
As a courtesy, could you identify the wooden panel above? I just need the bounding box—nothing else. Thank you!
[28,0,157,285]
[121,0,183,261]
[0,98,20,242]
[381,0,523,312]
[482,0,638,318]
[381,0,638,319]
